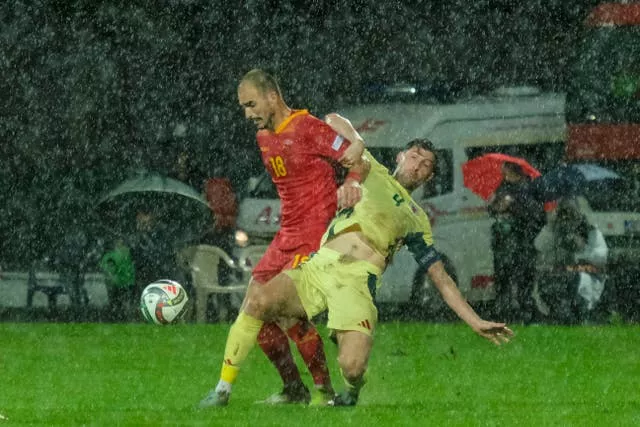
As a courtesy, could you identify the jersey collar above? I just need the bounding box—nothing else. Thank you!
[275,109,309,134]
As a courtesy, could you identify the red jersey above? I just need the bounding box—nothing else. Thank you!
[256,110,350,237]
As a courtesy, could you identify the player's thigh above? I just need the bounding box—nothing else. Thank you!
[249,237,317,290]
[336,330,373,372]
[325,265,379,336]
[250,239,288,285]
[245,272,307,320]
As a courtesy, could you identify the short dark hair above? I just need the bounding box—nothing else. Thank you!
[405,138,436,153]
[240,68,283,98]
[502,161,528,179]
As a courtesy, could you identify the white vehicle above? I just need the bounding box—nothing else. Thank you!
[234,85,567,314]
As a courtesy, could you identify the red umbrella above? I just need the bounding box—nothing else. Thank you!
[461,153,541,201]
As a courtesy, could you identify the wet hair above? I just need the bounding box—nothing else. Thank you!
[240,69,283,98]
[405,138,435,153]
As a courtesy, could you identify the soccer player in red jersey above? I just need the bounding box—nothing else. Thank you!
[219,69,365,405]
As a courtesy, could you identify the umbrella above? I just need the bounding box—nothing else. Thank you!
[97,173,213,243]
[531,163,621,202]
[461,153,541,201]
[98,173,209,206]
[573,164,620,181]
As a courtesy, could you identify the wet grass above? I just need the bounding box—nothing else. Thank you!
[1,322,639,426]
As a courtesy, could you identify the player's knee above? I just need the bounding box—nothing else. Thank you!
[243,289,273,320]
[338,352,367,380]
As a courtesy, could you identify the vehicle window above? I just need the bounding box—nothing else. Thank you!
[465,141,565,174]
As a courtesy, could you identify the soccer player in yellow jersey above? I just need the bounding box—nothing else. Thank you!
[199,114,513,408]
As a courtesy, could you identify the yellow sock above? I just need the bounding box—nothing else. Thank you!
[220,311,264,384]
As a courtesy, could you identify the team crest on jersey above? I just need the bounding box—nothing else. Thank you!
[283,139,294,146]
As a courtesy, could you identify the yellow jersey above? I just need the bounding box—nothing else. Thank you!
[321,150,439,269]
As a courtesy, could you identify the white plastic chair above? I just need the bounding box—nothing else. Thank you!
[176,244,247,323]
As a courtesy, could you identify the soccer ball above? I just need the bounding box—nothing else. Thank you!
[140,280,189,325]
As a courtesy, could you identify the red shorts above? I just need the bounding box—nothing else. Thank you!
[252,228,325,284]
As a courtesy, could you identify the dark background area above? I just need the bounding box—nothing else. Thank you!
[0,0,601,268]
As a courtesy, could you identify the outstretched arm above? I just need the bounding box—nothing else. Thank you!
[427,261,513,346]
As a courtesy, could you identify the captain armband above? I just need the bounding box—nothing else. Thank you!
[404,232,441,270]
[414,245,441,271]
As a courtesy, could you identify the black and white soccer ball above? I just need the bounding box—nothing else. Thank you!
[140,280,189,325]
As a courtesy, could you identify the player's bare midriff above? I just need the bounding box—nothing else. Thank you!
[324,229,386,270]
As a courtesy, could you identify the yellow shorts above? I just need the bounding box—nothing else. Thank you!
[285,247,382,336]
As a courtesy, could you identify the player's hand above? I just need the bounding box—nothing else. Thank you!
[472,320,513,346]
[339,138,365,168]
[337,179,362,209]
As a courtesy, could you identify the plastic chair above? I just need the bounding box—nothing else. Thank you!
[177,244,247,323]
[26,269,66,308]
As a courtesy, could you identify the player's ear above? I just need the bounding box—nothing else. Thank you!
[266,90,279,105]
[396,151,405,165]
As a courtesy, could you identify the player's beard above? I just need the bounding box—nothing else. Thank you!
[394,168,421,193]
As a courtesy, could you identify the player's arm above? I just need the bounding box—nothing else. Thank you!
[324,113,371,208]
[325,113,365,168]
[337,152,370,209]
[428,262,513,346]
[406,233,513,346]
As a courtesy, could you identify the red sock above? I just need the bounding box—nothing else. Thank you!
[287,320,332,390]
[257,322,303,388]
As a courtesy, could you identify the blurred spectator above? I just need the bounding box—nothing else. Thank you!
[488,161,546,323]
[100,239,136,321]
[166,140,207,190]
[535,198,608,323]
[202,162,239,287]
[204,176,238,234]
[172,150,203,189]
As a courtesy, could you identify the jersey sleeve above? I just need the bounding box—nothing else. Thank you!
[305,116,351,161]
[403,214,440,271]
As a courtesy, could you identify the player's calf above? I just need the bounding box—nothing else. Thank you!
[332,330,372,406]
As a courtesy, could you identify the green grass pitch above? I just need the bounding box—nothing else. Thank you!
[1,322,638,426]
